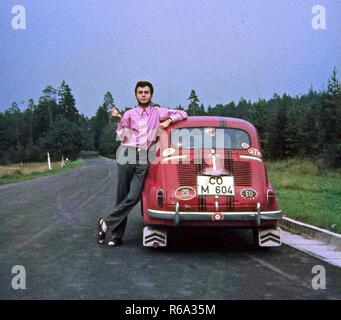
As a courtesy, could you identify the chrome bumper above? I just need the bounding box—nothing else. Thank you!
[147,207,282,225]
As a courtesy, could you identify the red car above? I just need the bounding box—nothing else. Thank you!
[141,116,282,248]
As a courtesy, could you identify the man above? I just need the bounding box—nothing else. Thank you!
[97,81,187,247]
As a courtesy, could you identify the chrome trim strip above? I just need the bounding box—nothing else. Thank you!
[240,155,263,162]
[256,202,261,227]
[147,208,282,222]
[175,202,180,226]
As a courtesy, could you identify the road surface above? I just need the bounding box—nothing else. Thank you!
[0,155,340,299]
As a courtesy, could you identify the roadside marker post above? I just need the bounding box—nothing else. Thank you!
[61,156,65,168]
[47,152,51,170]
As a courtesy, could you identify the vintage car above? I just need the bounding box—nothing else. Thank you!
[141,116,282,248]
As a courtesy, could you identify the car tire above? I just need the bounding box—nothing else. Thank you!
[252,228,261,248]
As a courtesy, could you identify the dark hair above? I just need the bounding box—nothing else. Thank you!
[135,81,154,95]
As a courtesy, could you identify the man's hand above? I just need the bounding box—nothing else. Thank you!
[111,108,122,122]
[159,118,172,130]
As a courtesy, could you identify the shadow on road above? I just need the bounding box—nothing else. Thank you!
[143,227,262,253]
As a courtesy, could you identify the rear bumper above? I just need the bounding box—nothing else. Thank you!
[146,208,282,224]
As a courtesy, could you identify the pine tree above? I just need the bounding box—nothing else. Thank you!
[199,103,206,115]
[0,112,7,161]
[103,92,115,110]
[41,115,83,160]
[327,68,341,96]
[79,114,95,151]
[225,102,236,117]
[285,104,304,158]
[92,92,113,150]
[250,99,268,154]
[58,80,79,123]
[268,103,288,159]
[42,86,57,127]
[27,99,35,144]
[35,86,58,135]
[99,122,118,156]
[8,102,21,148]
[187,90,200,116]
[103,92,115,124]
[319,68,341,167]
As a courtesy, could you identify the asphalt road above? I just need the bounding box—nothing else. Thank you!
[0,155,340,300]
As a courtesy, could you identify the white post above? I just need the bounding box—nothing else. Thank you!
[61,156,65,168]
[47,152,51,170]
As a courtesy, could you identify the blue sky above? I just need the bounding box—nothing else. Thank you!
[1,0,341,117]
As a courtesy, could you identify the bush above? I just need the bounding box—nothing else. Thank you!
[22,144,46,162]
[267,158,326,176]
[41,116,83,160]
[98,123,118,157]
[324,143,341,169]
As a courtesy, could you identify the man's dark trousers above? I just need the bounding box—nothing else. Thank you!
[105,147,150,241]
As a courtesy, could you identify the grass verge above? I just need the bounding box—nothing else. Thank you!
[0,159,83,185]
[267,158,341,234]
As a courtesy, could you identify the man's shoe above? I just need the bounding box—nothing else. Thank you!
[97,218,106,244]
[107,238,122,247]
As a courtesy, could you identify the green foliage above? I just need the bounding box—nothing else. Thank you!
[181,69,341,168]
[79,114,95,151]
[267,159,341,233]
[327,68,341,96]
[325,143,341,169]
[103,91,115,111]
[98,122,119,156]
[187,89,202,116]
[92,92,114,150]
[41,116,83,160]
[58,81,79,123]
[1,69,340,169]
[0,80,92,164]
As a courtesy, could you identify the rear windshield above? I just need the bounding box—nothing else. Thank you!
[170,127,251,150]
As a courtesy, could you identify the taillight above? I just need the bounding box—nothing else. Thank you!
[267,189,275,208]
[156,189,165,208]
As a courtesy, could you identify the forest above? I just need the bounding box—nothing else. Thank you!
[0,69,340,169]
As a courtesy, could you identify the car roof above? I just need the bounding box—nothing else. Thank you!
[173,116,257,133]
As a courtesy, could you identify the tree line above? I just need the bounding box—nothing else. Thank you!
[0,69,340,168]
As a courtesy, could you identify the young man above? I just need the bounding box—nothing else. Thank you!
[97,81,187,247]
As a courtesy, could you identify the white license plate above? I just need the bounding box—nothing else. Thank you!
[197,176,234,196]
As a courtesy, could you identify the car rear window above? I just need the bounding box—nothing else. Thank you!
[170,127,251,150]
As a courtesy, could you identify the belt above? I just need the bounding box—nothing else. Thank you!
[125,146,147,152]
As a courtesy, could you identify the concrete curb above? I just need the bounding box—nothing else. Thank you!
[279,216,341,251]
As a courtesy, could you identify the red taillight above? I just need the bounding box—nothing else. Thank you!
[267,190,275,208]
[156,189,165,208]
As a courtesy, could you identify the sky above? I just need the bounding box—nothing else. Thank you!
[1,0,341,117]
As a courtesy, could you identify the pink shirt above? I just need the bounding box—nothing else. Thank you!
[116,105,187,150]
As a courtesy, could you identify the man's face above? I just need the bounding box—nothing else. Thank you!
[135,86,152,107]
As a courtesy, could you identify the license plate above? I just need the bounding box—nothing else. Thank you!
[197,176,234,196]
